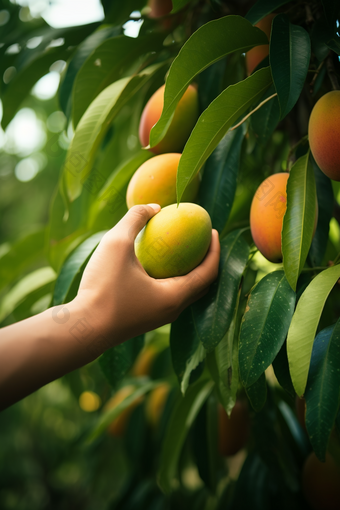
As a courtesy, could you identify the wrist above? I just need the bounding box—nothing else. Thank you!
[63,297,114,360]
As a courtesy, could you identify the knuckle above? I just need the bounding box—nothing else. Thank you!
[130,205,149,221]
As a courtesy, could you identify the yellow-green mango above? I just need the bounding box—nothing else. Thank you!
[126,153,200,209]
[135,203,212,278]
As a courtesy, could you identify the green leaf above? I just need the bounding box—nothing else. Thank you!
[309,159,334,267]
[72,33,164,127]
[305,320,340,461]
[99,335,145,388]
[192,395,218,493]
[0,228,46,291]
[270,14,311,119]
[88,150,152,229]
[199,125,245,234]
[272,342,295,398]
[63,62,165,202]
[170,307,206,395]
[59,25,122,119]
[171,0,192,13]
[239,271,296,387]
[282,152,317,291]
[158,378,214,494]
[103,0,147,24]
[176,67,272,202]
[192,229,250,351]
[149,15,269,149]
[53,231,105,306]
[206,289,241,416]
[245,372,267,412]
[245,0,292,25]
[287,264,340,396]
[0,267,56,323]
[86,380,159,443]
[251,85,280,144]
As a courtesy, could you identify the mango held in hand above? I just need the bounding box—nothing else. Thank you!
[139,84,199,154]
[135,203,212,278]
[126,153,200,208]
[308,90,340,181]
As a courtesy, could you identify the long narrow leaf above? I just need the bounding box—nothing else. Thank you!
[287,264,340,396]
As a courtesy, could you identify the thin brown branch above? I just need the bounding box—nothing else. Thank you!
[229,93,278,131]
[326,53,340,91]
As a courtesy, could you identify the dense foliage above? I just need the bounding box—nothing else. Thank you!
[1,0,340,508]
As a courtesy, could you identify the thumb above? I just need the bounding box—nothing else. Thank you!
[115,204,161,243]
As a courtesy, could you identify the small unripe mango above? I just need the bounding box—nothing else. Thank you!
[135,203,212,278]
[139,84,199,154]
[218,401,250,457]
[246,13,276,75]
[105,385,143,437]
[126,153,200,208]
[250,173,289,263]
[308,91,340,181]
[146,382,171,427]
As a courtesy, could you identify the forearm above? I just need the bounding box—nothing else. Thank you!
[0,299,112,410]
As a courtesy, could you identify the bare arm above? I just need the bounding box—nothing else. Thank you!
[0,204,220,410]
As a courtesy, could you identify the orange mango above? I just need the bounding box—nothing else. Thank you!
[139,84,199,154]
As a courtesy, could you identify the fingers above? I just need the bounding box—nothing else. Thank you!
[168,229,220,300]
[107,204,161,244]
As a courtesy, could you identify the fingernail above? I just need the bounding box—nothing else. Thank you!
[147,203,161,211]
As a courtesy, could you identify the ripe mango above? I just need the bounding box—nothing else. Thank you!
[126,153,200,208]
[139,84,199,154]
[246,14,276,75]
[250,173,318,262]
[250,173,289,263]
[135,203,212,278]
[218,401,250,456]
[308,90,340,181]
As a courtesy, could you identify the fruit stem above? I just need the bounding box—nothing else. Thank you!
[229,93,278,132]
[326,52,340,91]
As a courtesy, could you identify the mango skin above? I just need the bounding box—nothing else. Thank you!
[147,0,172,18]
[105,386,143,437]
[126,153,200,208]
[250,173,289,263]
[246,14,276,75]
[302,452,340,510]
[308,91,340,181]
[218,401,250,457]
[139,84,199,154]
[135,203,212,278]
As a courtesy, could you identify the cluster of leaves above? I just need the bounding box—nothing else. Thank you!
[1,0,340,507]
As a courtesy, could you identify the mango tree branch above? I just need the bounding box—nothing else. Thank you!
[229,93,278,131]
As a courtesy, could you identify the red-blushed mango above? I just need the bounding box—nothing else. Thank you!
[250,173,289,263]
[139,84,199,154]
[308,91,340,181]
[302,452,340,510]
[105,385,143,437]
[246,13,276,75]
[250,173,318,263]
[146,382,171,427]
[135,203,212,278]
[147,0,172,18]
[126,153,200,208]
[218,401,250,457]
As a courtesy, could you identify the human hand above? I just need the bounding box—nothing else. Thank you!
[75,204,220,350]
